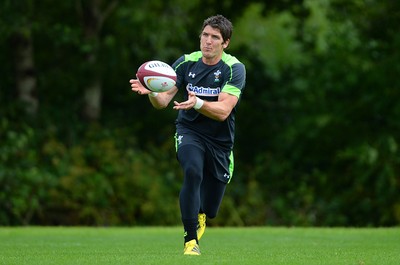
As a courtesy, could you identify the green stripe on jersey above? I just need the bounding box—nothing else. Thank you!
[222,84,241,98]
[186,51,203,61]
[221,52,242,98]
[228,151,234,183]
[221,52,241,66]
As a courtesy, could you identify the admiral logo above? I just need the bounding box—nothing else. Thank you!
[187,83,220,96]
[223,173,230,179]
[188,72,196,78]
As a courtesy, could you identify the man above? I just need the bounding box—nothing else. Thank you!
[130,14,246,255]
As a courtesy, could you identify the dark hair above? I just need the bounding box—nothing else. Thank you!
[201,15,233,43]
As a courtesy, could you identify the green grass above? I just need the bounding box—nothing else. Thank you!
[0,227,399,265]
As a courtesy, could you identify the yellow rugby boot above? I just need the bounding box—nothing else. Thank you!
[183,239,201,255]
[197,213,206,240]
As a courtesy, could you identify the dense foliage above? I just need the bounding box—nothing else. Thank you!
[1,0,399,226]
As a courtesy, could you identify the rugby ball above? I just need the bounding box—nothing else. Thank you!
[136,60,177,92]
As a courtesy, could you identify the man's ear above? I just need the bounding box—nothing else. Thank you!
[223,39,230,49]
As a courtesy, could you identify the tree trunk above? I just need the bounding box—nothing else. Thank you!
[79,0,118,121]
[83,78,102,121]
[12,27,38,116]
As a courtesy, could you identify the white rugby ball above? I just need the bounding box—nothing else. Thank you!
[136,60,177,92]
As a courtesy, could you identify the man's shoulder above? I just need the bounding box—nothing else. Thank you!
[172,51,202,71]
[185,51,203,62]
[173,51,202,70]
[221,52,243,66]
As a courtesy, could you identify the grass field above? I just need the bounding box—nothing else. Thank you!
[0,227,399,265]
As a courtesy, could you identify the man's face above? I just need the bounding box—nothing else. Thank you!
[200,25,229,62]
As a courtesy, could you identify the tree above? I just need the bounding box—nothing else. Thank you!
[2,1,38,116]
[78,0,119,121]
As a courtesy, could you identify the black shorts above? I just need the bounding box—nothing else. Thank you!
[174,130,234,184]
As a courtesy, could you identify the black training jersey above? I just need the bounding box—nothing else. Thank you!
[172,51,246,150]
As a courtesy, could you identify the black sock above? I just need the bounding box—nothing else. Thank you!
[182,218,198,244]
